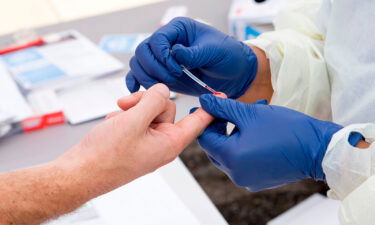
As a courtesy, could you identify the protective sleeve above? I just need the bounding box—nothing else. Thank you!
[321,124,375,225]
[245,0,332,120]
[322,124,375,200]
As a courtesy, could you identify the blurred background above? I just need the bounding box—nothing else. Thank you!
[0,0,166,35]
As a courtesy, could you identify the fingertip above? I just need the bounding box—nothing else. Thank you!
[148,83,170,98]
[171,44,183,54]
[126,72,140,93]
[171,44,193,73]
[214,92,228,99]
[171,44,185,60]
[171,61,183,77]
[134,38,149,56]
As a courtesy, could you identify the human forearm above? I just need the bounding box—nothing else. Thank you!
[0,146,106,225]
[237,45,273,104]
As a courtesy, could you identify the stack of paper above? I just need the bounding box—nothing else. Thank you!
[2,31,123,91]
[0,61,33,122]
[57,76,130,125]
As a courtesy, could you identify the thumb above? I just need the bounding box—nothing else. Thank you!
[199,94,242,126]
[171,44,204,68]
[130,83,170,128]
[126,71,141,93]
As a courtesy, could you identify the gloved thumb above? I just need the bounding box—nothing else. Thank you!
[199,94,241,125]
[171,44,204,69]
[197,118,229,163]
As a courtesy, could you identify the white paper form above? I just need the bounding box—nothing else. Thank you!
[3,31,124,91]
[57,76,130,124]
[57,75,175,125]
[0,60,33,122]
[39,31,123,80]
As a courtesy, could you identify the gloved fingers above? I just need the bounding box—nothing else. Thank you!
[129,56,159,89]
[197,119,229,158]
[135,41,178,84]
[126,71,141,93]
[149,34,182,76]
[199,94,243,127]
[171,44,204,69]
[148,18,194,76]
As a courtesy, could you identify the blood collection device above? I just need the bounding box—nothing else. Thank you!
[181,65,219,94]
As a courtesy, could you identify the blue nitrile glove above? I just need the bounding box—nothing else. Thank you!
[196,95,343,191]
[126,17,258,98]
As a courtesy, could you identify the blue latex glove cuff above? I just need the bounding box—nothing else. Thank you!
[348,132,364,147]
[230,42,258,98]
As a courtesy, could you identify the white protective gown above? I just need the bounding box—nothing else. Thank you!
[246,0,375,224]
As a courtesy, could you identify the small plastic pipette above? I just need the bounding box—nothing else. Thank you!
[181,65,218,94]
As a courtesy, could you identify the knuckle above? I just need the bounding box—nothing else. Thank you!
[149,91,168,107]
[169,100,176,108]
[150,32,164,44]
[129,56,138,70]
[135,42,147,56]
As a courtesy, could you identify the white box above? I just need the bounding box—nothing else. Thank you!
[228,0,289,40]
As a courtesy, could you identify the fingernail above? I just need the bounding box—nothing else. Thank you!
[213,92,227,98]
[152,83,170,98]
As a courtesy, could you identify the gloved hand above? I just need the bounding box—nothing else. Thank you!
[196,95,344,191]
[126,17,258,98]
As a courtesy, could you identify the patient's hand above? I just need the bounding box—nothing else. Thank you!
[57,84,225,197]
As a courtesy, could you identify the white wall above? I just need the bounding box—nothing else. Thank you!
[0,0,165,35]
